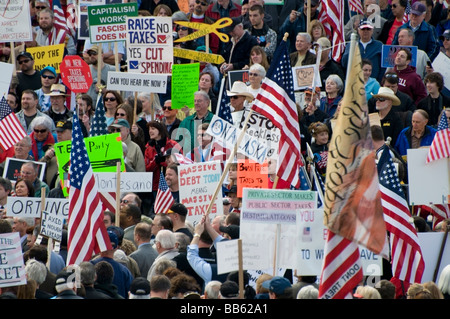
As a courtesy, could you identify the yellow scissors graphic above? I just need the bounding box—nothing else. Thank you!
[174,17,233,43]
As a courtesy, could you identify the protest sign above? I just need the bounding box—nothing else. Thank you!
[88,3,138,43]
[40,210,64,241]
[92,172,153,192]
[173,18,232,43]
[216,239,270,275]
[0,0,33,42]
[0,232,27,288]
[59,55,93,93]
[171,63,199,109]
[432,52,450,91]
[107,71,167,93]
[292,64,321,91]
[173,47,225,65]
[237,160,268,198]
[418,232,450,283]
[228,70,249,89]
[239,109,280,160]
[206,115,269,164]
[178,161,223,224]
[27,44,65,73]
[295,209,382,276]
[0,62,14,98]
[126,16,173,74]
[2,158,46,185]
[381,45,417,68]
[407,148,450,206]
[6,197,69,219]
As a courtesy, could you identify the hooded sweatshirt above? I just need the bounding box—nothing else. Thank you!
[394,65,427,106]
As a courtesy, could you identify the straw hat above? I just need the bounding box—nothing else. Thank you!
[372,87,401,106]
[45,84,69,97]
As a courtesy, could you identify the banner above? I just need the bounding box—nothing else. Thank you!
[26,44,65,73]
[0,232,26,288]
[0,0,33,42]
[92,172,153,192]
[6,197,69,219]
[107,71,167,93]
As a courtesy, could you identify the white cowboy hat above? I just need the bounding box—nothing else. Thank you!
[372,87,401,106]
[226,81,254,101]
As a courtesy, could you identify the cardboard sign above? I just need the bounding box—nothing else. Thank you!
[93,172,153,192]
[6,197,69,218]
[0,62,14,99]
[40,210,64,241]
[107,71,167,93]
[27,44,65,73]
[171,63,199,109]
[432,52,450,91]
[381,45,417,68]
[178,161,223,225]
[0,232,27,288]
[237,160,268,198]
[2,158,46,185]
[173,47,225,65]
[126,16,173,74]
[59,55,93,93]
[88,3,138,43]
[0,0,33,42]
[292,65,320,91]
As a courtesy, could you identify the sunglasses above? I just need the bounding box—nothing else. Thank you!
[120,199,129,204]
[163,106,172,111]
[87,51,98,56]
[391,4,398,8]
[177,26,189,31]
[230,96,241,99]
[376,98,386,102]
[34,129,47,133]
[18,59,30,64]
[195,0,208,5]
[35,6,47,9]
[116,112,126,117]
[249,72,260,77]
[104,97,116,102]
[41,75,55,79]
[385,73,398,79]
[109,128,122,133]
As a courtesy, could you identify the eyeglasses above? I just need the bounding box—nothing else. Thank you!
[195,0,208,6]
[35,6,47,9]
[104,97,116,102]
[163,106,172,111]
[109,128,122,133]
[177,26,189,31]
[34,128,47,133]
[376,98,386,102]
[116,112,126,117]
[20,171,33,175]
[87,51,98,56]
[18,59,30,64]
[249,72,260,77]
[41,75,55,79]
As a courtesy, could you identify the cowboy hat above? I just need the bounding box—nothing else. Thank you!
[226,81,254,102]
[372,87,401,106]
[45,83,69,97]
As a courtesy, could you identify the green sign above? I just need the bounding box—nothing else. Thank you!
[54,133,125,196]
[171,63,200,109]
[88,3,138,43]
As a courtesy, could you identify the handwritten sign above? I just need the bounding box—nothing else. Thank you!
[0,0,33,42]
[6,197,69,218]
[381,45,417,68]
[173,47,225,65]
[107,71,167,93]
[93,172,153,192]
[0,232,26,288]
[178,161,223,225]
[171,63,200,109]
[237,160,268,198]
[292,65,320,91]
[126,16,173,74]
[59,55,93,93]
[88,3,138,43]
[2,158,46,185]
[40,210,64,241]
[27,44,65,73]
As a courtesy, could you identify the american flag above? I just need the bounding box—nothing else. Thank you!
[53,0,71,37]
[67,112,112,266]
[252,39,302,188]
[319,230,363,299]
[216,77,233,124]
[89,95,108,137]
[377,146,424,283]
[318,0,345,62]
[66,1,78,40]
[99,192,117,215]
[349,0,364,15]
[154,171,175,214]
[403,0,411,24]
[0,96,27,152]
[426,111,450,163]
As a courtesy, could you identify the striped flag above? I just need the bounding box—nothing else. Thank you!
[0,96,27,152]
[426,111,450,163]
[99,192,117,214]
[403,0,411,24]
[66,1,78,40]
[89,95,108,137]
[318,0,345,62]
[377,146,424,284]
[216,77,233,124]
[52,0,71,38]
[66,112,112,266]
[154,171,175,214]
[252,39,302,188]
[319,231,363,299]
[349,0,364,15]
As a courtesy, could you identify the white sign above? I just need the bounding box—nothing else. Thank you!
[40,210,64,241]
[0,232,27,288]
[107,71,168,93]
[126,16,173,74]
[93,172,153,192]
[432,52,450,91]
[216,239,270,275]
[0,0,33,42]
[0,62,14,99]
[6,197,69,218]
[418,232,450,283]
[178,161,223,225]
[407,148,450,206]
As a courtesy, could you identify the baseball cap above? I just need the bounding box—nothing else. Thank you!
[410,1,426,15]
[220,281,239,298]
[167,202,188,216]
[109,118,130,129]
[262,276,292,295]
[129,277,150,296]
[55,120,73,132]
[107,230,119,249]
[40,66,57,77]
[359,19,374,29]
[17,51,33,61]
[223,17,242,34]
[219,225,240,239]
[86,45,99,54]
[305,86,321,95]
[440,29,450,41]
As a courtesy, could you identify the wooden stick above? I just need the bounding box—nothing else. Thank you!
[115,162,121,227]
[97,45,103,93]
[238,239,244,299]
[114,42,119,72]
[133,91,138,125]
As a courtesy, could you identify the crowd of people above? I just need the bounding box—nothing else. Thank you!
[0,0,450,300]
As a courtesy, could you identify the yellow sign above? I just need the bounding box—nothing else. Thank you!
[27,44,65,73]
[173,47,225,65]
[174,17,232,43]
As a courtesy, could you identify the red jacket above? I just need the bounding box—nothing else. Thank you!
[144,138,181,191]
[205,1,242,22]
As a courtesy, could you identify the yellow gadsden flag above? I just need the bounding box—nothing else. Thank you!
[323,43,386,255]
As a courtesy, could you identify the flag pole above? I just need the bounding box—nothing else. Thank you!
[345,32,357,84]
[115,162,121,227]
[216,74,227,116]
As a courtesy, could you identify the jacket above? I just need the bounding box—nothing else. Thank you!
[394,65,428,106]
[176,111,214,154]
[394,125,437,156]
[289,50,317,67]
[279,7,319,52]
[205,0,241,22]
[16,111,56,135]
[124,134,146,172]
[221,31,259,71]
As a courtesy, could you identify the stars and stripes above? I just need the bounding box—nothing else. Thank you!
[66,112,112,266]
[154,171,175,214]
[403,0,411,24]
[377,146,424,284]
[89,95,108,137]
[216,77,233,124]
[252,39,302,189]
[426,111,450,163]
[349,0,364,15]
[0,96,27,152]
[318,0,345,62]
